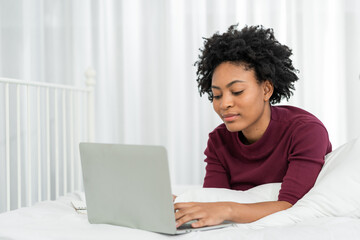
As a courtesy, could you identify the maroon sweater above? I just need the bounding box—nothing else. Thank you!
[203,105,332,205]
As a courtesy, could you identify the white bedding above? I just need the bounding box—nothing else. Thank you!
[1,138,360,239]
[0,189,360,240]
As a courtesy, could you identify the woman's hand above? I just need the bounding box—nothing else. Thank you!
[174,200,292,228]
[174,202,232,228]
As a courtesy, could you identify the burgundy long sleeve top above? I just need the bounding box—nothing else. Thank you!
[203,105,332,205]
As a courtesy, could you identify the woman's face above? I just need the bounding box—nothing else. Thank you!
[211,62,273,141]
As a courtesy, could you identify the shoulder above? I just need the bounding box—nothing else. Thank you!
[209,123,227,135]
[271,105,332,153]
[208,123,234,139]
[272,105,327,129]
[207,123,236,145]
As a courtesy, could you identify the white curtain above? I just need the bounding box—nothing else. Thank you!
[1,0,360,188]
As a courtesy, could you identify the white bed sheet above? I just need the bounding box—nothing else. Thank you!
[1,190,360,240]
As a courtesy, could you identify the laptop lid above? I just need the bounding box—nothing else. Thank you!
[79,143,177,234]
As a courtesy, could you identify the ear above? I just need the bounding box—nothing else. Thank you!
[263,80,274,102]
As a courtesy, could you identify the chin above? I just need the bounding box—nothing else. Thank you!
[224,122,243,132]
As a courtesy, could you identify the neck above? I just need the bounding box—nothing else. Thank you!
[241,103,271,144]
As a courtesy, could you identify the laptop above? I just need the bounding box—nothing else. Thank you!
[79,143,234,234]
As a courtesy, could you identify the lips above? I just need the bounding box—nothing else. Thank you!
[222,114,239,122]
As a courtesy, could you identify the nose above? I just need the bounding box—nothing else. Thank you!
[220,93,234,109]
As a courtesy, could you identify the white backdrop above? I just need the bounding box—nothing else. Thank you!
[1,0,360,186]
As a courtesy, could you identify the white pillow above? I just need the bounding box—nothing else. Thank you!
[253,137,360,227]
[174,183,281,204]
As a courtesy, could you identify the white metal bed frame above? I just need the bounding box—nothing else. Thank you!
[0,69,95,213]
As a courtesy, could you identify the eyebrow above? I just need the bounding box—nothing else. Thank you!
[211,80,245,89]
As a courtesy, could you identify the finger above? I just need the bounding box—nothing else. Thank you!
[175,205,194,220]
[191,219,207,228]
[174,203,201,220]
[172,195,177,202]
[192,217,224,228]
[174,202,194,211]
[176,211,206,228]
[176,214,198,228]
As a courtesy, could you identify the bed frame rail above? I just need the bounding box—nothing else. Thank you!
[0,69,95,213]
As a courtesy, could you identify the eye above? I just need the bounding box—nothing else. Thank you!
[233,90,244,96]
[213,95,221,100]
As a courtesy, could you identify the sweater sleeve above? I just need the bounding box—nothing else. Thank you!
[278,122,331,205]
[203,136,231,189]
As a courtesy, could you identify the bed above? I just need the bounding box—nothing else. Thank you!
[1,73,360,240]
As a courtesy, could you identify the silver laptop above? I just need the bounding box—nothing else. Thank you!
[79,143,233,234]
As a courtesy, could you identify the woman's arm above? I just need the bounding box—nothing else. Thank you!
[174,200,292,228]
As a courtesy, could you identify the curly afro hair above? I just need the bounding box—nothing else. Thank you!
[195,25,299,104]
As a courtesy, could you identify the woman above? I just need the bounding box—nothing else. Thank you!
[174,25,332,228]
